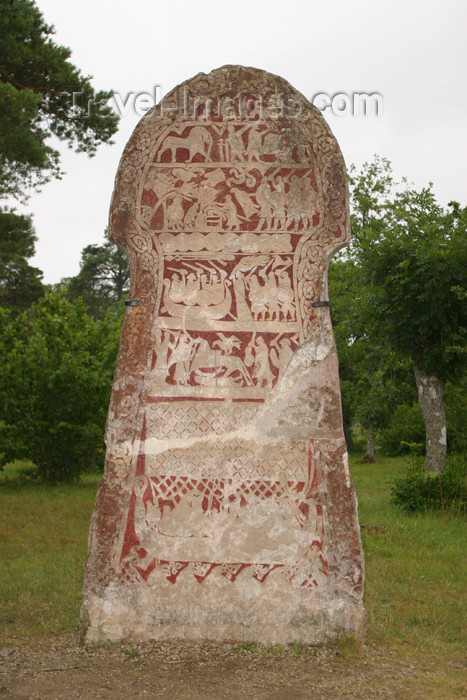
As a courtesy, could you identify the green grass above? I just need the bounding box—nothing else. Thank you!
[0,461,101,639]
[351,454,466,656]
[0,455,466,665]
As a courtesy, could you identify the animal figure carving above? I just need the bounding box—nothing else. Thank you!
[189,338,253,387]
[158,127,213,162]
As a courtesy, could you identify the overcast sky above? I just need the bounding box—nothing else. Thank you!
[19,0,467,284]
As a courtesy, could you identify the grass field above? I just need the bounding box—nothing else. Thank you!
[353,456,465,655]
[0,461,99,639]
[0,455,466,668]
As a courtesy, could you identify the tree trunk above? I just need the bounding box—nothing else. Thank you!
[412,360,446,473]
[363,427,376,463]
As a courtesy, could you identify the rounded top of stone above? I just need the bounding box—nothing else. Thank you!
[108,64,350,269]
[160,64,322,120]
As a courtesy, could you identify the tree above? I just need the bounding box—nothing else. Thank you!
[0,209,43,313]
[348,158,467,472]
[0,0,119,201]
[329,256,416,461]
[366,194,465,472]
[0,292,121,482]
[66,239,130,319]
[0,0,119,314]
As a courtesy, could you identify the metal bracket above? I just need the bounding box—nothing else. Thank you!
[311,301,332,308]
[125,300,140,307]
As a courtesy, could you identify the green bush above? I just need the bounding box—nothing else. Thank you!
[390,455,466,514]
[0,293,121,483]
[380,379,467,457]
[379,403,426,456]
[446,374,467,453]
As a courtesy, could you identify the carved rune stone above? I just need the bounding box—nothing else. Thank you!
[80,65,367,644]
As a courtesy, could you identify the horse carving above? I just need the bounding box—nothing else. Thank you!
[158,126,213,162]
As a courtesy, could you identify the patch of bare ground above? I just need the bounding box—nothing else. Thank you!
[0,635,465,699]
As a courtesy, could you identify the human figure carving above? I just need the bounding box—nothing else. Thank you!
[246,126,265,161]
[231,188,259,220]
[245,335,274,388]
[167,333,199,384]
[153,329,174,371]
[247,273,268,321]
[227,125,249,161]
[255,181,273,230]
[270,336,294,383]
[287,175,303,229]
[299,176,319,228]
[270,176,287,230]
[277,270,295,319]
[166,194,185,229]
[219,194,240,229]
[262,270,280,320]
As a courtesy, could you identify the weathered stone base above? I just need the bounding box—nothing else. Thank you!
[80,325,367,645]
[81,579,366,645]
